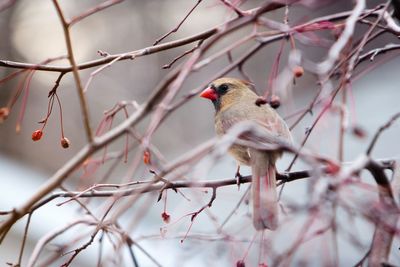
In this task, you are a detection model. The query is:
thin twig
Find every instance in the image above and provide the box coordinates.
[219,0,246,17]
[353,248,371,267]
[153,0,203,45]
[52,0,93,142]
[69,0,124,26]
[16,212,32,266]
[287,81,344,171]
[219,185,251,230]
[358,43,400,63]
[162,40,204,69]
[366,112,400,155]
[189,187,217,221]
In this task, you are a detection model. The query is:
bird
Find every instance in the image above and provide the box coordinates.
[200,77,292,230]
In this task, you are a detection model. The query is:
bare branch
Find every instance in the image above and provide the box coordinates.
[366,159,398,266]
[153,0,203,45]
[27,159,393,201]
[27,219,97,267]
[367,112,400,155]
[69,0,124,26]
[52,0,93,142]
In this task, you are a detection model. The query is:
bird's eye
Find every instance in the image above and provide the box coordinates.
[218,84,229,93]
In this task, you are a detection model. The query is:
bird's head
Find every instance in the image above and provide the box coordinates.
[200,77,255,111]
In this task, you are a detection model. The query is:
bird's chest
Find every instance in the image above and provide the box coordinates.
[214,109,252,165]
[214,107,246,136]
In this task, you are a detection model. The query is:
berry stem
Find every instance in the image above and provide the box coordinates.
[54,92,65,138]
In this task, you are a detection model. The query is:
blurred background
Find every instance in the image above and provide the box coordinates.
[0,0,399,266]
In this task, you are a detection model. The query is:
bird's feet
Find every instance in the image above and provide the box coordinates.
[235,170,244,189]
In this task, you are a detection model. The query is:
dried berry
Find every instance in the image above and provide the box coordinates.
[269,95,281,109]
[351,126,366,139]
[161,212,170,223]
[61,137,70,149]
[236,260,246,267]
[293,66,304,78]
[255,97,267,106]
[32,130,43,141]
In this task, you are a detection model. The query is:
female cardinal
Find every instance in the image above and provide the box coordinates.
[200,77,292,230]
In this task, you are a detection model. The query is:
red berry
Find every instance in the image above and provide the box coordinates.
[32,130,43,141]
[293,66,304,78]
[325,161,340,175]
[143,150,151,165]
[236,260,245,267]
[0,107,9,122]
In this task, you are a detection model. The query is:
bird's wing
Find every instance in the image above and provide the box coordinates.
[256,111,292,144]
[216,103,292,147]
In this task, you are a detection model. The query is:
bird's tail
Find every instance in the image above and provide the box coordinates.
[251,155,278,230]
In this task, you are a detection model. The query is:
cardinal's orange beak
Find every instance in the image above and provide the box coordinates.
[200,87,218,101]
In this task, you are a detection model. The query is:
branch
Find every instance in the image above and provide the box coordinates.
[153,0,203,45]
[357,43,400,63]
[27,219,97,267]
[317,0,366,74]
[0,145,94,243]
[0,6,385,74]
[162,40,204,69]
[52,0,93,142]
[287,81,344,171]
[69,0,124,26]
[189,187,217,221]
[366,159,399,266]
[219,0,246,17]
[0,27,216,72]
[34,159,393,201]
[366,112,400,155]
